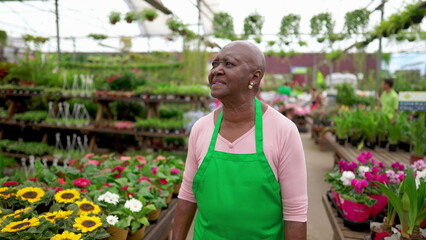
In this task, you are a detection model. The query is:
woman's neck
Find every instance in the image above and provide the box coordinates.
[221,98,255,124]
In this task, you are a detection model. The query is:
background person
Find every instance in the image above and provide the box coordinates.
[380,78,399,119]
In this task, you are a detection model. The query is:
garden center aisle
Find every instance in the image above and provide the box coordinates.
[183,132,334,240]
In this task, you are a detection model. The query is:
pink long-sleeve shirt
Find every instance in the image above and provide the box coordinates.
[178,106,308,222]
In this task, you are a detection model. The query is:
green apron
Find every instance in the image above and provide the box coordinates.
[192,98,284,240]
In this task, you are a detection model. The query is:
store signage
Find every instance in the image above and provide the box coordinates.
[398,91,426,111]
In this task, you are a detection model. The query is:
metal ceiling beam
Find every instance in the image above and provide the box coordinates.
[144,0,172,14]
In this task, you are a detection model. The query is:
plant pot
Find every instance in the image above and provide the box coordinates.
[368,195,388,219]
[370,222,392,240]
[365,140,376,150]
[411,15,424,24]
[398,141,410,152]
[173,183,181,194]
[410,154,424,164]
[166,192,173,204]
[350,137,360,147]
[336,137,346,146]
[107,226,129,240]
[389,143,398,152]
[127,225,146,240]
[148,209,161,221]
[379,140,388,148]
[341,198,371,222]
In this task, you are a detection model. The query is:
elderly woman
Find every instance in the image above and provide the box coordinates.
[173,41,307,240]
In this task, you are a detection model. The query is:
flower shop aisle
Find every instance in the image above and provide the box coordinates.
[182,133,334,240]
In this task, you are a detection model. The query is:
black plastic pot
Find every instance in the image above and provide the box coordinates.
[379,140,388,148]
[398,141,410,152]
[411,15,424,24]
[350,137,360,147]
[337,137,346,146]
[389,143,398,152]
[365,140,376,150]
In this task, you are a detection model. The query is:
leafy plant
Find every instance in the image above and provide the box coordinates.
[166,17,185,32]
[140,9,158,21]
[388,121,400,145]
[109,11,121,24]
[412,114,426,156]
[88,33,108,41]
[310,13,334,36]
[335,83,357,106]
[326,49,344,62]
[213,12,236,40]
[12,111,48,123]
[243,12,264,41]
[333,114,348,139]
[0,29,7,46]
[344,8,370,35]
[124,11,139,23]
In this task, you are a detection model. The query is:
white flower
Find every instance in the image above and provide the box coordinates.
[107,215,119,225]
[415,170,426,189]
[98,191,120,205]
[358,166,370,178]
[340,171,355,186]
[124,199,143,212]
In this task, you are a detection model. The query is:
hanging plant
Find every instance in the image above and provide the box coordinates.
[125,11,139,23]
[243,12,264,41]
[22,34,49,45]
[279,14,301,41]
[326,49,344,62]
[310,13,334,36]
[141,8,158,21]
[109,11,121,24]
[298,40,307,47]
[0,30,7,46]
[344,8,370,35]
[88,33,108,41]
[328,33,347,42]
[212,12,236,40]
[167,17,185,33]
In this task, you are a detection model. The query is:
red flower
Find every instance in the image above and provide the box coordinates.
[148,186,153,191]
[138,176,152,183]
[3,181,19,186]
[56,187,64,193]
[127,192,135,198]
[85,160,100,166]
[159,179,168,185]
[170,168,181,174]
[73,178,91,188]
[80,189,88,193]
[83,153,95,159]
[152,166,159,175]
[115,174,122,178]
[112,166,125,173]
[104,183,112,187]
[137,165,144,170]
[121,186,128,191]
[28,178,37,182]
[121,161,130,167]
[58,178,66,185]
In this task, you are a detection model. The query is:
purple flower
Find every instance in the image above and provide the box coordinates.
[391,162,405,171]
[411,160,426,171]
[348,162,359,172]
[370,158,379,165]
[351,179,369,193]
[338,160,349,172]
[365,172,375,181]
[379,162,386,169]
[372,166,381,174]
[356,152,373,164]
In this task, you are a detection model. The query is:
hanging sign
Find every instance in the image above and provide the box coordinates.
[398,91,426,111]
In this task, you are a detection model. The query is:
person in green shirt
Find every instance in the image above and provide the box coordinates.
[380,78,399,119]
[278,82,292,96]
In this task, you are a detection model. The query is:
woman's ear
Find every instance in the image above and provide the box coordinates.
[251,70,263,85]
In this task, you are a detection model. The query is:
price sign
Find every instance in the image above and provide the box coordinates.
[398,91,426,111]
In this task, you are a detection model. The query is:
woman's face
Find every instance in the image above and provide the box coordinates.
[208,45,253,100]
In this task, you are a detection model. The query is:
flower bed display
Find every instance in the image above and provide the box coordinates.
[325,151,426,238]
[0,153,184,239]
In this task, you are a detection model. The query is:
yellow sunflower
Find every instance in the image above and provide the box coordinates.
[73,215,102,233]
[55,189,81,203]
[39,210,74,223]
[2,207,32,220]
[0,187,14,200]
[16,187,45,203]
[50,231,82,240]
[1,217,40,233]
[75,198,100,215]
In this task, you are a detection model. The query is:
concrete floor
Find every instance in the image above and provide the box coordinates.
[184,132,334,240]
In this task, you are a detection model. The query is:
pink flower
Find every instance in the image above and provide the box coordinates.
[104,183,112,187]
[86,160,100,166]
[376,174,389,184]
[372,166,381,174]
[69,159,78,166]
[55,187,64,193]
[152,166,159,175]
[397,171,406,182]
[370,158,379,165]
[112,166,125,173]
[356,152,373,164]
[365,172,375,182]
[121,186,128,191]
[159,179,168,185]
[154,156,166,162]
[411,160,426,171]
[148,186,154,191]
[73,178,91,188]
[170,168,181,174]
[83,153,95,159]
[348,162,358,172]
[80,189,88,193]
[127,192,135,198]
[137,165,144,170]
[28,178,37,182]
[138,176,152,183]
[2,181,19,186]
[379,162,386,169]
[391,162,405,171]
[58,178,66,185]
[351,179,368,193]
[136,155,147,164]
[120,156,131,161]
[338,160,349,172]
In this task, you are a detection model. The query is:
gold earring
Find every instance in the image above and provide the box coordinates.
[248,82,254,89]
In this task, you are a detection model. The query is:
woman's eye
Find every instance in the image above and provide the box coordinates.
[225,62,233,67]
[212,61,218,68]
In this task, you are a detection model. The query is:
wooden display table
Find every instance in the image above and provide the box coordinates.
[324,132,411,166]
[323,195,369,240]
[144,199,177,240]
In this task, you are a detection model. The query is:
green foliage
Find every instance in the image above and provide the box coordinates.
[333,114,348,138]
[107,71,146,91]
[336,83,357,106]
[124,11,139,22]
[0,29,7,46]
[344,8,370,35]
[140,9,158,21]
[213,12,236,40]
[411,114,426,156]
[279,14,300,42]
[135,83,209,96]
[0,140,54,156]
[88,33,108,41]
[166,16,185,32]
[326,49,344,62]
[135,118,183,130]
[243,12,264,41]
[109,11,121,24]
[310,13,334,36]
[12,111,47,123]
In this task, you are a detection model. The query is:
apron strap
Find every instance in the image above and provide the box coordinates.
[254,98,264,154]
[208,110,223,152]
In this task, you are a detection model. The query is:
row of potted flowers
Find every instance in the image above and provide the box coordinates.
[325,152,426,239]
[0,153,184,239]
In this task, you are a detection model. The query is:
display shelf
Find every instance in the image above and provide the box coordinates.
[144,198,177,240]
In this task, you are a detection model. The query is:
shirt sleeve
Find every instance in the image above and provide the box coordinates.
[177,124,199,203]
[279,123,308,222]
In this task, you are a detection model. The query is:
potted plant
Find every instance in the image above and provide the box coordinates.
[279,14,300,43]
[243,12,264,42]
[125,11,139,23]
[388,121,399,152]
[411,114,426,164]
[88,33,108,41]
[141,9,158,21]
[213,12,236,40]
[109,11,121,25]
[344,8,370,35]
[377,113,390,148]
[166,17,184,33]
[333,114,347,145]
[362,111,378,150]
[376,168,426,239]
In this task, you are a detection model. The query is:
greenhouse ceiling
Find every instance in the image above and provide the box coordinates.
[0,0,425,53]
